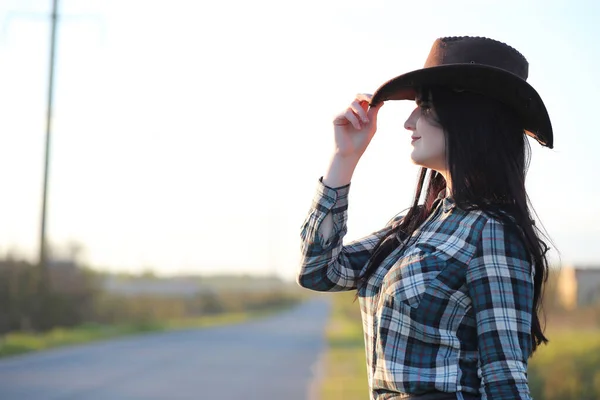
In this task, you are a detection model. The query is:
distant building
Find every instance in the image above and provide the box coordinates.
[556,266,600,309]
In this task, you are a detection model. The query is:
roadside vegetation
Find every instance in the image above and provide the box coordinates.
[0,257,303,358]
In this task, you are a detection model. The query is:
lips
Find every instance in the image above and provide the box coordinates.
[411,136,421,143]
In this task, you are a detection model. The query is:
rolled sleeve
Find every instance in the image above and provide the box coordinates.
[297,177,399,292]
[308,177,350,247]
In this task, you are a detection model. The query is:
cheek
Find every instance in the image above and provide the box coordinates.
[431,130,446,154]
[417,121,445,152]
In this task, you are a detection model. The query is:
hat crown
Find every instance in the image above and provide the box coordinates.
[424,36,529,80]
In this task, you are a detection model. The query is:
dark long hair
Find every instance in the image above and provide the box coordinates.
[357,86,551,354]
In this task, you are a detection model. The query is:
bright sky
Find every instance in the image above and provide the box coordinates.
[1,0,599,280]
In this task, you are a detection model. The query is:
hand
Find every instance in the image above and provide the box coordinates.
[332,93,384,159]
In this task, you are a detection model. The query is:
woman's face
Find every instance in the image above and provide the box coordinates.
[404,98,447,172]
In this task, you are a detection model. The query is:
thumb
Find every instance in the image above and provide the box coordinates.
[367,101,384,122]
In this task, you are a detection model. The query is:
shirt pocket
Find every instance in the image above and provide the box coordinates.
[382,246,446,309]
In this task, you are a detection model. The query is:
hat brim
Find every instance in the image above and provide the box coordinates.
[370,64,553,148]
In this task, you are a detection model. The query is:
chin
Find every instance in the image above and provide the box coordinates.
[410,154,426,167]
[410,151,446,171]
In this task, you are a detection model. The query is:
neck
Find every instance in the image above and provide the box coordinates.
[439,170,452,197]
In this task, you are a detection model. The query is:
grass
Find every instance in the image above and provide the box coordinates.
[0,304,296,359]
[528,327,600,399]
[320,292,369,400]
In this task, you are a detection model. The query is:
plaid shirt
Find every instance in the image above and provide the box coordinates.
[297,179,534,400]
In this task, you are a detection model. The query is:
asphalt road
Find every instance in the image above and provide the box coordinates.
[0,296,332,400]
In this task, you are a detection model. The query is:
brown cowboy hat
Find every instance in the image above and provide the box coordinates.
[370,36,553,148]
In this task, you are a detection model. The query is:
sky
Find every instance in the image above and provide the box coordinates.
[0,0,599,280]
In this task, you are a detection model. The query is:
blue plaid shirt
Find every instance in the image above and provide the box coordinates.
[297,179,534,400]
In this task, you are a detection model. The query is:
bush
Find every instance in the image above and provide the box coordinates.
[0,259,100,333]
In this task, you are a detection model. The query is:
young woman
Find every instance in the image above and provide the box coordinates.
[297,36,553,400]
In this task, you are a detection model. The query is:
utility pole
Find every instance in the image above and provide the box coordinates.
[39,0,59,271]
[268,207,279,291]
[3,0,101,330]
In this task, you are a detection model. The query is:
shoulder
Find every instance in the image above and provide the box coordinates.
[466,212,533,281]
[452,207,526,247]
[477,213,528,251]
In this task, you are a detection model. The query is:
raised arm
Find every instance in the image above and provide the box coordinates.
[297,94,386,292]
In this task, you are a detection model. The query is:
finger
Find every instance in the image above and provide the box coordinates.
[333,115,350,126]
[356,93,373,103]
[333,109,361,129]
[349,100,369,123]
[367,100,384,120]
[343,109,362,130]
[356,93,373,115]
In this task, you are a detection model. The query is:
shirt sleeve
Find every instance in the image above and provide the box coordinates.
[296,177,400,292]
[466,218,534,400]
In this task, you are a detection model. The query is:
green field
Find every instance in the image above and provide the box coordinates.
[320,292,600,400]
[528,328,600,399]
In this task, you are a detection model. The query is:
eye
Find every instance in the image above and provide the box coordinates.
[418,103,441,125]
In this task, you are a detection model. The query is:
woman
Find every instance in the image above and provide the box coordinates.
[297,36,553,400]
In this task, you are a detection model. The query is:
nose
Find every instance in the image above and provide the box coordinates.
[404,107,419,131]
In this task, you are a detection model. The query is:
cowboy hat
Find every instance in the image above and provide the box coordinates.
[370,36,553,148]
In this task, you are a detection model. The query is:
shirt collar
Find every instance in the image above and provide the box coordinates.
[436,189,455,213]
